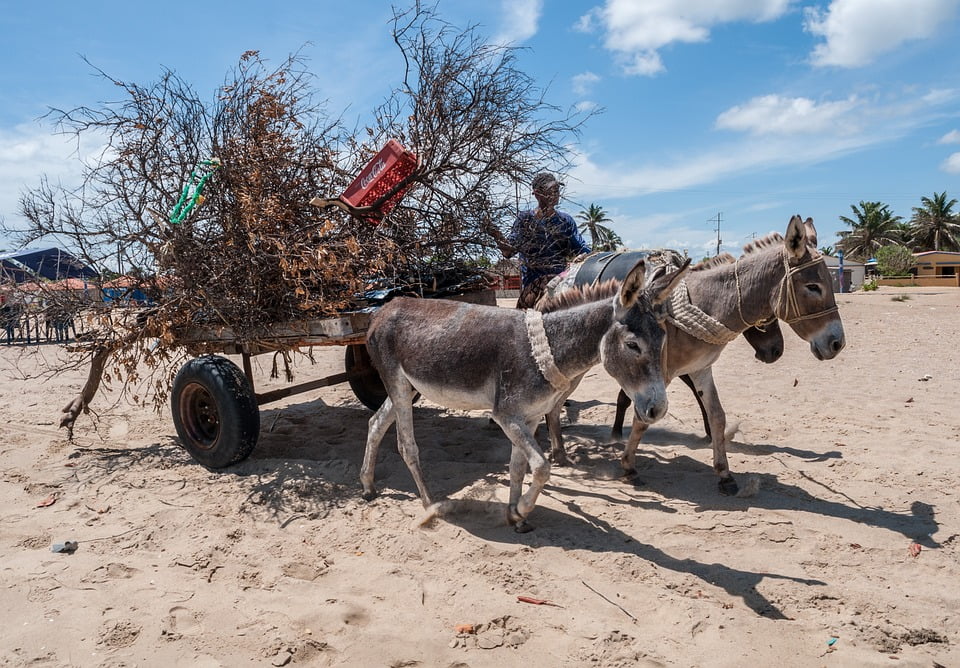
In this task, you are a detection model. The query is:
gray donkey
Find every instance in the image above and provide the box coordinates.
[360,258,689,532]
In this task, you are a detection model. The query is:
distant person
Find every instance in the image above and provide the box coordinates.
[487,172,591,308]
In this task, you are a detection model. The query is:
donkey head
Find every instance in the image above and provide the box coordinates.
[780,215,845,360]
[601,258,690,424]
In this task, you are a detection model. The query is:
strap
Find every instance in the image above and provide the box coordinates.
[523,309,570,392]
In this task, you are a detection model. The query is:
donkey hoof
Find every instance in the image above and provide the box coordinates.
[513,519,535,533]
[361,489,378,502]
[718,477,739,496]
[550,450,569,466]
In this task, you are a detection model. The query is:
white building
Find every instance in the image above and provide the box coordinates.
[822,255,865,292]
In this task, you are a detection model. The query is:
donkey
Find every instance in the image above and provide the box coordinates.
[539,250,784,445]
[613,215,844,495]
[360,258,689,532]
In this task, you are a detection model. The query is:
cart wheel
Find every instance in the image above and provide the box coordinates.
[172,355,260,468]
[344,344,387,410]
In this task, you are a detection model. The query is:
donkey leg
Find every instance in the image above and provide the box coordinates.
[688,368,737,495]
[621,416,649,480]
[496,416,550,532]
[360,396,398,500]
[611,389,631,441]
[544,404,568,466]
[544,373,584,466]
[392,386,435,507]
[678,373,712,438]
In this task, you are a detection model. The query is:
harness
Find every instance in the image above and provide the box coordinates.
[523,309,570,393]
[734,251,839,327]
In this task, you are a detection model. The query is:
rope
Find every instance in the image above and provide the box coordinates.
[168,158,221,224]
[735,251,839,326]
[774,253,839,324]
[523,309,570,393]
[666,281,739,345]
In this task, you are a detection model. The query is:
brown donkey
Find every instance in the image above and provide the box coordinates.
[360,258,689,532]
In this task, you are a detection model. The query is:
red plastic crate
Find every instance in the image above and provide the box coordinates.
[340,139,418,221]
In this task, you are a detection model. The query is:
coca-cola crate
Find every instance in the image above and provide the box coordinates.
[340,139,417,221]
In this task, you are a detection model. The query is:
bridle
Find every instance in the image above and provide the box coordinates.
[735,250,839,328]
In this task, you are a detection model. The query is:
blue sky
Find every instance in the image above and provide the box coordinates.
[2,0,959,257]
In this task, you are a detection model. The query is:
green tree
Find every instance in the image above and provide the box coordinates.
[875,244,916,276]
[819,245,835,256]
[909,191,960,251]
[576,204,623,251]
[836,201,903,261]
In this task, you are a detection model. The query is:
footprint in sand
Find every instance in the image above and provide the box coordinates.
[164,606,203,637]
[82,562,139,584]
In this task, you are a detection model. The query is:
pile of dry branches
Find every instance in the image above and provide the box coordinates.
[2,4,590,418]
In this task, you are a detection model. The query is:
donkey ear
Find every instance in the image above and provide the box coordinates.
[803,217,817,248]
[646,257,690,305]
[785,214,807,260]
[617,259,647,309]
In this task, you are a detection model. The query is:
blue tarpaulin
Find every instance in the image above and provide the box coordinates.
[0,248,98,282]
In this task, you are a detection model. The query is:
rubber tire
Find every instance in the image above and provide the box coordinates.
[345,344,388,410]
[171,355,260,468]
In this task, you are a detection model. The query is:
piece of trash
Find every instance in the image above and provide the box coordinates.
[919,374,932,381]
[849,543,862,549]
[909,542,922,558]
[517,595,562,607]
[905,397,914,403]
[793,378,799,387]
[36,494,57,508]
[51,541,78,554]
[454,623,475,634]
[827,637,838,646]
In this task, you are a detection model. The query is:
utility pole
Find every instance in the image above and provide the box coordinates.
[708,212,722,256]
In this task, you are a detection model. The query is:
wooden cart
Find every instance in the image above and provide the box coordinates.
[168,289,498,469]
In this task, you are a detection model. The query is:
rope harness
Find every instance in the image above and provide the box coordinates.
[666,281,739,345]
[523,308,570,393]
[735,250,839,327]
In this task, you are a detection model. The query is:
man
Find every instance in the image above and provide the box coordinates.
[488,172,591,308]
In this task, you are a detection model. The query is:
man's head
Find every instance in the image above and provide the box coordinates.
[531,172,562,210]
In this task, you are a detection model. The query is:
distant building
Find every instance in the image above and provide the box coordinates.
[912,251,960,282]
[822,255,865,292]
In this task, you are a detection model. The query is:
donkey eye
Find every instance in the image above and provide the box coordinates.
[806,284,822,296]
[625,340,641,351]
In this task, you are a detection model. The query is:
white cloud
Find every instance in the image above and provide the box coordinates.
[0,124,100,244]
[943,152,960,173]
[575,101,599,113]
[572,71,601,96]
[583,0,791,76]
[804,0,960,68]
[493,0,543,45]
[568,86,956,202]
[938,129,960,144]
[715,94,861,136]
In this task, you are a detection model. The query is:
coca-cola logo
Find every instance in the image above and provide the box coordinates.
[359,157,387,190]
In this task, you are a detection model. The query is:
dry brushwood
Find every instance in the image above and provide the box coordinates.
[3,3,593,432]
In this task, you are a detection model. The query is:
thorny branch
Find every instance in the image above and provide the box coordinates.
[1,3,594,430]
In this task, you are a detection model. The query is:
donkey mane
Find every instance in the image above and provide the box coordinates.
[691,253,736,271]
[742,233,784,255]
[537,278,621,313]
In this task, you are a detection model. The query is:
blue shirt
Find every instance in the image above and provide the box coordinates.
[507,210,591,287]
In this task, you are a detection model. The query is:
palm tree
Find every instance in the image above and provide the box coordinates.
[836,201,903,261]
[909,191,960,251]
[576,204,623,251]
[819,245,835,256]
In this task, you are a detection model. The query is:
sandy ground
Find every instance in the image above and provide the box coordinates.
[1,286,959,667]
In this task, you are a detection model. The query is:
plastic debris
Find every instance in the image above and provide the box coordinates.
[51,541,78,554]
